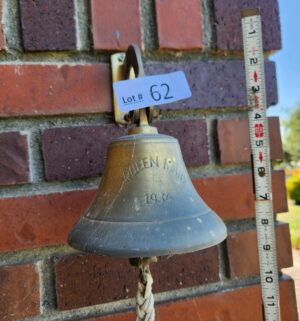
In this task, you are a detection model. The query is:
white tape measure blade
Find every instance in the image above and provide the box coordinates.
[242,9,281,321]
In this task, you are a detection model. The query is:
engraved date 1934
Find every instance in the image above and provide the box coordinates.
[145,193,173,205]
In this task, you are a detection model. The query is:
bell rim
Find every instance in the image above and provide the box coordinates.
[68,211,227,258]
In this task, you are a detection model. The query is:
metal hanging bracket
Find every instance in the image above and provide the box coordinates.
[111,45,157,126]
[111,52,131,126]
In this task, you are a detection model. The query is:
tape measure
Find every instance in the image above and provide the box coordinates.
[241,9,281,321]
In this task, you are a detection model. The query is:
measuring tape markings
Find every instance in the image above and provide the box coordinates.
[242,10,281,321]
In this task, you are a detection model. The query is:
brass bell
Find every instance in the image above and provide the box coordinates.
[68,45,227,320]
[68,45,227,258]
[68,123,227,257]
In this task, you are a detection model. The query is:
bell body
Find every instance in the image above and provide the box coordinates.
[68,128,227,257]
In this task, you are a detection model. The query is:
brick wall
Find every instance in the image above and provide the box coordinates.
[0,1,297,321]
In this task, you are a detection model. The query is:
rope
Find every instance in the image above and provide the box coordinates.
[135,257,157,321]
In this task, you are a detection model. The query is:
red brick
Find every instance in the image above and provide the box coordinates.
[91,0,142,50]
[0,64,112,117]
[0,61,277,116]
[227,223,293,278]
[86,280,297,321]
[0,264,40,321]
[155,0,203,50]
[56,247,219,310]
[56,255,137,310]
[0,1,5,50]
[0,189,95,253]
[280,279,299,321]
[0,131,30,185]
[218,117,283,164]
[193,171,287,221]
[151,246,219,292]
[0,171,287,253]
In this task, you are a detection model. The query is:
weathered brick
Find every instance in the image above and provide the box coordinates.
[20,0,76,51]
[42,120,208,181]
[155,119,209,166]
[227,223,293,278]
[56,247,219,310]
[152,247,219,292]
[214,0,281,51]
[0,189,95,253]
[91,0,142,50]
[0,64,111,117]
[86,280,297,321]
[42,124,127,181]
[0,264,40,321]
[0,61,277,117]
[0,170,287,253]
[280,279,300,321]
[155,0,203,50]
[0,1,5,50]
[157,280,297,321]
[218,117,283,164]
[193,171,287,221]
[0,131,30,185]
[145,61,277,109]
[56,255,137,310]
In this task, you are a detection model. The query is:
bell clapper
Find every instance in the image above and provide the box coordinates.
[130,257,158,321]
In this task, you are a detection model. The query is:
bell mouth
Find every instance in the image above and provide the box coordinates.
[68,209,227,258]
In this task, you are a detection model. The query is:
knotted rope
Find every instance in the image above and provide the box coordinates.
[135,257,157,321]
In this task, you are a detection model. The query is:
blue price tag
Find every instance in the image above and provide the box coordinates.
[113,71,192,112]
